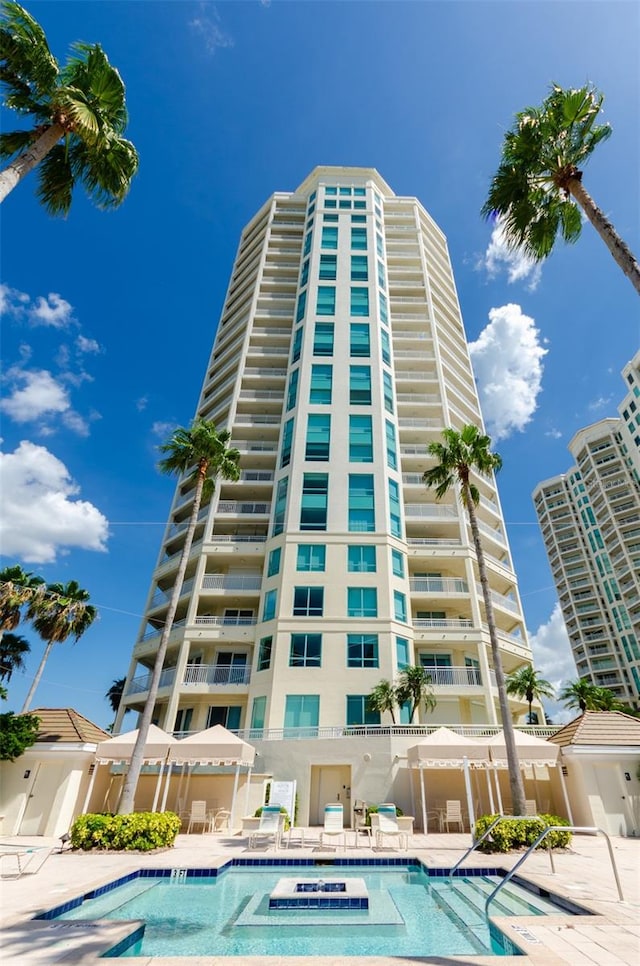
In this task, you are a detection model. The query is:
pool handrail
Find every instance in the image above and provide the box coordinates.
[484,825,625,920]
[447,813,506,881]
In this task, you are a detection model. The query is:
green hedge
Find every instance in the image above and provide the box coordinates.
[473,813,572,853]
[70,812,182,852]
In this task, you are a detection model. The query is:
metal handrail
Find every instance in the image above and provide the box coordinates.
[448,815,505,881]
[484,825,624,918]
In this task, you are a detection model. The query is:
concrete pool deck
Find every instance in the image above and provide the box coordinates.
[0,829,638,965]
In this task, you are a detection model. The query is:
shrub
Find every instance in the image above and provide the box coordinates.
[473,813,572,853]
[70,811,181,851]
[365,804,403,827]
[254,805,290,831]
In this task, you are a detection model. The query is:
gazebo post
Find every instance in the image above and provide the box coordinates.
[230,761,241,829]
[244,767,252,819]
[493,764,504,813]
[81,760,100,814]
[557,759,574,823]
[485,765,495,814]
[151,761,165,812]
[419,765,428,833]
[160,760,173,812]
[463,757,475,835]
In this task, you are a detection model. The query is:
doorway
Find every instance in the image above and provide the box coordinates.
[309,764,352,826]
[18,763,66,835]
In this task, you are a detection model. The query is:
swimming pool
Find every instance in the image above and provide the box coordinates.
[40,858,586,958]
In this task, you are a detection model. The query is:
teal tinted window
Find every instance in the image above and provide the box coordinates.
[385,419,397,470]
[293,586,324,617]
[394,590,407,622]
[350,287,369,316]
[351,214,366,223]
[348,545,376,572]
[391,548,404,578]
[389,478,402,537]
[267,547,281,577]
[310,364,332,404]
[290,633,322,667]
[321,226,338,249]
[306,413,331,461]
[286,369,299,411]
[339,187,351,196]
[376,233,383,256]
[300,259,309,287]
[354,187,365,197]
[350,323,370,357]
[325,186,337,195]
[351,227,367,250]
[381,328,391,365]
[347,635,379,668]
[396,636,410,669]
[316,286,336,316]
[284,694,319,735]
[263,588,277,622]
[351,255,368,281]
[377,260,386,289]
[295,289,307,323]
[325,198,337,208]
[379,292,388,326]
[350,365,371,405]
[347,587,378,617]
[251,695,266,728]
[297,544,326,571]
[346,695,380,726]
[349,415,373,462]
[291,326,303,364]
[257,637,272,671]
[303,231,312,256]
[300,473,328,530]
[383,370,394,413]
[349,473,375,532]
[319,254,337,280]
[273,476,288,533]
[323,213,338,222]
[339,198,351,209]
[280,419,294,468]
[314,322,334,356]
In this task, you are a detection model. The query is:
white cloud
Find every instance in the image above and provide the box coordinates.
[29,292,74,328]
[152,420,176,439]
[136,396,148,412]
[0,367,90,435]
[588,395,613,412]
[76,335,101,354]
[479,217,542,292]
[544,428,563,439]
[189,4,234,53]
[0,283,29,315]
[0,441,109,563]
[469,303,548,440]
[528,603,577,724]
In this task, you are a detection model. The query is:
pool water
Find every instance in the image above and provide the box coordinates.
[51,863,578,958]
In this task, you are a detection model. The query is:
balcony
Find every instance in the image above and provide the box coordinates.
[183,663,251,686]
[126,666,177,695]
[420,665,495,688]
[209,534,267,545]
[194,615,257,626]
[404,504,457,520]
[150,578,194,609]
[217,501,272,515]
[139,618,186,643]
[412,618,474,630]
[201,574,262,591]
[410,577,468,594]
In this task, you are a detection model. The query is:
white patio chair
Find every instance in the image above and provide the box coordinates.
[524,799,538,816]
[375,803,407,850]
[187,800,210,833]
[321,803,345,848]
[443,800,464,833]
[0,846,53,879]
[248,805,282,849]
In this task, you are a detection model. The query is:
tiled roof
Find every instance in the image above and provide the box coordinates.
[26,708,110,744]
[548,710,640,747]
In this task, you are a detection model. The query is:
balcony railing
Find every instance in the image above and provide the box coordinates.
[226,724,560,742]
[209,534,267,544]
[183,663,251,686]
[421,666,483,687]
[140,618,186,642]
[407,537,462,546]
[477,585,520,613]
[126,666,177,695]
[201,574,262,591]
[412,618,474,629]
[217,501,271,515]
[410,577,468,594]
[150,578,194,608]
[405,504,457,519]
[194,616,257,626]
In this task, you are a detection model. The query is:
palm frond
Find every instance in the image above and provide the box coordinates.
[0,1,58,107]
[35,141,74,215]
[0,125,33,159]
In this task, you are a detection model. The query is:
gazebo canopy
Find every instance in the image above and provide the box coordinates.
[407,727,491,767]
[95,724,176,763]
[168,724,256,766]
[487,730,559,767]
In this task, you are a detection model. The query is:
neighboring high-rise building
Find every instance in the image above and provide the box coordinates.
[533,351,640,707]
[116,167,535,820]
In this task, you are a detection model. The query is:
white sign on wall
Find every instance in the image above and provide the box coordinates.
[269,780,296,822]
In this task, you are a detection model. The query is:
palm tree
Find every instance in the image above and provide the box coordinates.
[559,678,605,714]
[0,564,44,643]
[0,1,139,212]
[424,424,527,815]
[593,687,624,711]
[0,631,30,681]
[106,676,126,716]
[395,665,436,723]
[482,83,640,295]
[506,665,555,724]
[367,679,398,724]
[118,419,240,814]
[21,580,96,712]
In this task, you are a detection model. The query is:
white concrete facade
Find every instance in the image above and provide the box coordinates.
[116,166,536,814]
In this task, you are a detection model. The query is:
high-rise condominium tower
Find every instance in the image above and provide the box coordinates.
[116,167,534,816]
[533,351,640,707]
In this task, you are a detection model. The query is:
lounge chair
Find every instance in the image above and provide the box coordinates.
[248,804,282,849]
[0,846,53,879]
[187,800,210,833]
[213,809,231,832]
[375,803,407,850]
[321,803,345,848]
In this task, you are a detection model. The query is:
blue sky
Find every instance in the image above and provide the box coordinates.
[1,0,638,727]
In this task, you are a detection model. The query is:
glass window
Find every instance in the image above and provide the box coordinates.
[303,231,312,257]
[319,254,337,280]
[349,414,373,462]
[310,364,332,404]
[350,287,370,317]
[314,322,334,356]
[316,286,336,316]
[350,365,371,405]
[286,369,299,411]
[389,478,402,538]
[295,289,307,323]
[351,255,368,281]
[207,705,241,730]
[300,473,328,530]
[284,694,319,735]
[174,707,193,733]
[267,547,281,577]
[351,227,367,250]
[353,200,366,210]
[347,587,378,617]
[273,476,288,534]
[339,186,351,196]
[347,695,380,726]
[381,328,391,365]
[349,473,375,532]
[257,636,272,671]
[394,590,407,622]
[293,586,324,617]
[385,419,397,470]
[262,588,277,622]
[391,548,405,578]
[339,198,351,209]
[280,419,294,468]
[351,214,366,223]
[325,186,337,195]
[323,213,338,222]
[306,413,331,461]
[350,323,370,357]
[297,544,326,571]
[377,260,386,289]
[321,226,338,249]
[379,291,388,326]
[250,695,266,729]
[291,326,303,364]
[289,633,322,667]
[396,636,410,669]
[383,370,394,413]
[325,198,337,209]
[348,545,376,572]
[354,187,366,197]
[347,634,379,668]
[300,259,309,287]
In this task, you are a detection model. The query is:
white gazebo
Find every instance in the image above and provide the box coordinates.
[83,724,178,814]
[486,730,571,819]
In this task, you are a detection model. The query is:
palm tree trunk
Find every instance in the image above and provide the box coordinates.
[0,123,65,204]
[568,177,640,296]
[118,473,205,815]
[21,639,55,712]
[464,485,526,815]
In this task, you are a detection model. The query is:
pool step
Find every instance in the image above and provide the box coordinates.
[428,884,491,954]
[470,876,559,916]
